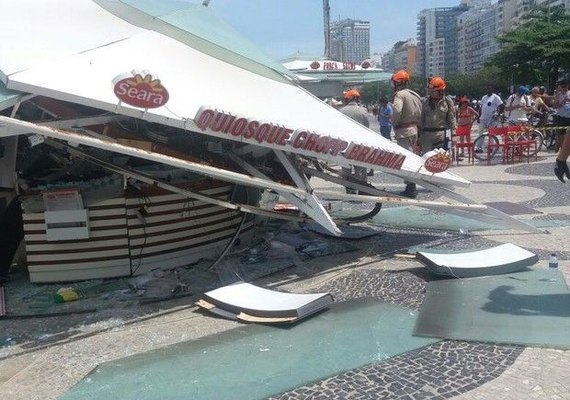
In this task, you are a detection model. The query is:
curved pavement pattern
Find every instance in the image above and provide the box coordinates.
[272,135,569,400]
[0,138,568,400]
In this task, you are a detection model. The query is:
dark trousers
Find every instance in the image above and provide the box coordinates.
[380,126,392,140]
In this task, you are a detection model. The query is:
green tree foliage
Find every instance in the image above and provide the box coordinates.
[487,4,570,91]
[446,66,510,100]
[360,68,510,104]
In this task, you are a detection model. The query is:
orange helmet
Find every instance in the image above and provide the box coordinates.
[428,76,447,91]
[391,70,410,84]
[343,89,360,101]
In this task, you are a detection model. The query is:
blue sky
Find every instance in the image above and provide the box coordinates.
[201,0,461,59]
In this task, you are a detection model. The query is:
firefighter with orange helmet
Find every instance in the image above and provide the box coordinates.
[339,88,369,191]
[339,88,369,128]
[391,69,422,198]
[420,76,456,155]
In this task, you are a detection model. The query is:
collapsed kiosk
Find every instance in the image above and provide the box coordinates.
[0,0,535,283]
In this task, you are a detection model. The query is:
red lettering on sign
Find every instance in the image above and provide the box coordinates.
[304,133,319,151]
[291,130,308,148]
[424,157,450,173]
[193,107,405,170]
[330,139,348,155]
[220,115,236,134]
[266,125,282,144]
[365,148,378,164]
[277,128,293,145]
[210,112,231,132]
[314,136,329,153]
[375,150,390,166]
[356,145,371,162]
[255,123,270,143]
[244,120,259,139]
[391,155,405,170]
[229,118,248,137]
[196,107,215,131]
[345,143,361,160]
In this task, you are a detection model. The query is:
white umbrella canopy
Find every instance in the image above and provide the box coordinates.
[0,0,469,188]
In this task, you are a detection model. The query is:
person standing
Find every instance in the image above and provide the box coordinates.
[457,96,479,127]
[420,76,456,155]
[339,89,369,128]
[478,85,504,129]
[552,79,570,182]
[504,85,533,123]
[339,89,369,189]
[377,96,393,141]
[530,86,552,126]
[455,96,479,159]
[391,70,422,198]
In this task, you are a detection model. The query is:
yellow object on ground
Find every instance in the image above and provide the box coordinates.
[54,287,81,303]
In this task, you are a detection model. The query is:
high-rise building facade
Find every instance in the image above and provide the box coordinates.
[457,3,499,74]
[381,39,418,74]
[456,0,569,75]
[330,19,370,63]
[417,4,469,78]
[409,0,569,78]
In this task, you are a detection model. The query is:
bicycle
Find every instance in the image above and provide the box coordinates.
[532,111,560,151]
[473,112,544,162]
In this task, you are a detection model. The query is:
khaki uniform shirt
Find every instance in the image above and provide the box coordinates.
[420,96,456,154]
[339,101,370,128]
[421,96,456,132]
[392,88,422,139]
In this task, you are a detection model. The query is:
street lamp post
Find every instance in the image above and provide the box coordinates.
[511,64,519,94]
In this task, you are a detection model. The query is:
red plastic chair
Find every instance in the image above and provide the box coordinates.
[454,125,474,165]
[513,127,538,162]
[487,126,515,164]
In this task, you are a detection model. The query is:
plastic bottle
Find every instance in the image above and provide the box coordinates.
[549,253,558,269]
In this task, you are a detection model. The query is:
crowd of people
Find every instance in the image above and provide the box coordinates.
[335,73,570,196]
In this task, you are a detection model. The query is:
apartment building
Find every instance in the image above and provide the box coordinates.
[457,4,499,74]
[330,19,370,63]
[381,39,417,74]
[457,0,569,74]
[417,4,469,78]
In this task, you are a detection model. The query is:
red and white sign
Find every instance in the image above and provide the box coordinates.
[113,73,169,109]
[310,61,320,69]
[194,106,406,171]
[423,149,451,173]
[323,61,356,71]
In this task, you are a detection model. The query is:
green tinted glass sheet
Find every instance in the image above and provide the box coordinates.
[61,299,438,400]
[0,80,22,111]
[414,269,570,349]
[96,0,292,81]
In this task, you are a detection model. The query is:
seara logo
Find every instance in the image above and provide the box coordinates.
[113,73,169,109]
[423,149,451,173]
